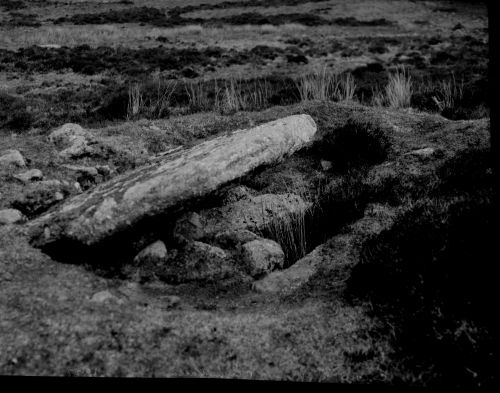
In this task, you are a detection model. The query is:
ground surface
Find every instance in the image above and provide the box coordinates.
[0,0,495,387]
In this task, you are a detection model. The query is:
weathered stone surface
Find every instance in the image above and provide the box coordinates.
[175,193,311,244]
[12,181,68,217]
[90,290,123,304]
[157,241,233,283]
[28,115,317,250]
[0,149,26,169]
[96,165,114,177]
[252,246,321,294]
[221,185,254,204]
[173,212,205,242]
[214,229,260,249]
[202,193,310,240]
[0,208,25,225]
[133,240,167,265]
[242,239,285,278]
[62,164,104,190]
[48,123,96,159]
[13,169,43,183]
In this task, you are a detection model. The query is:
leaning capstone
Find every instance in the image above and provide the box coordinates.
[0,209,25,225]
[241,239,285,278]
[28,115,317,252]
[0,149,26,169]
[13,169,43,183]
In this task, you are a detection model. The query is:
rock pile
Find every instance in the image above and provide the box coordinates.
[28,115,317,251]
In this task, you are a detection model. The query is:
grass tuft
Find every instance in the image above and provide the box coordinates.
[385,66,413,108]
[295,68,356,102]
[127,72,177,120]
[432,74,464,114]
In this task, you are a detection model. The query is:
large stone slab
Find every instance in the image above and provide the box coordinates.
[27,115,317,251]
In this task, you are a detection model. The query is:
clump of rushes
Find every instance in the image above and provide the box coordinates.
[432,74,464,114]
[385,66,413,108]
[295,67,357,102]
[127,72,177,120]
[372,66,413,108]
[256,186,314,266]
[185,80,212,113]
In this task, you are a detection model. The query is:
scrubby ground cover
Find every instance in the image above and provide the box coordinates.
[0,0,494,387]
[0,0,488,132]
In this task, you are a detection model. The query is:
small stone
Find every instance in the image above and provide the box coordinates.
[320,160,333,171]
[133,240,168,264]
[0,209,25,225]
[48,123,95,159]
[13,169,43,183]
[90,290,121,304]
[173,212,205,242]
[0,150,26,168]
[48,123,86,148]
[408,147,436,157]
[158,241,233,283]
[74,182,82,193]
[95,165,113,177]
[55,192,64,201]
[241,239,285,278]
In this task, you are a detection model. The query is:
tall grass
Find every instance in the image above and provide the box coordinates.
[256,186,320,266]
[295,68,356,102]
[385,66,413,108]
[127,72,177,120]
[185,80,212,113]
[219,78,246,113]
[184,77,274,114]
[432,74,464,113]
